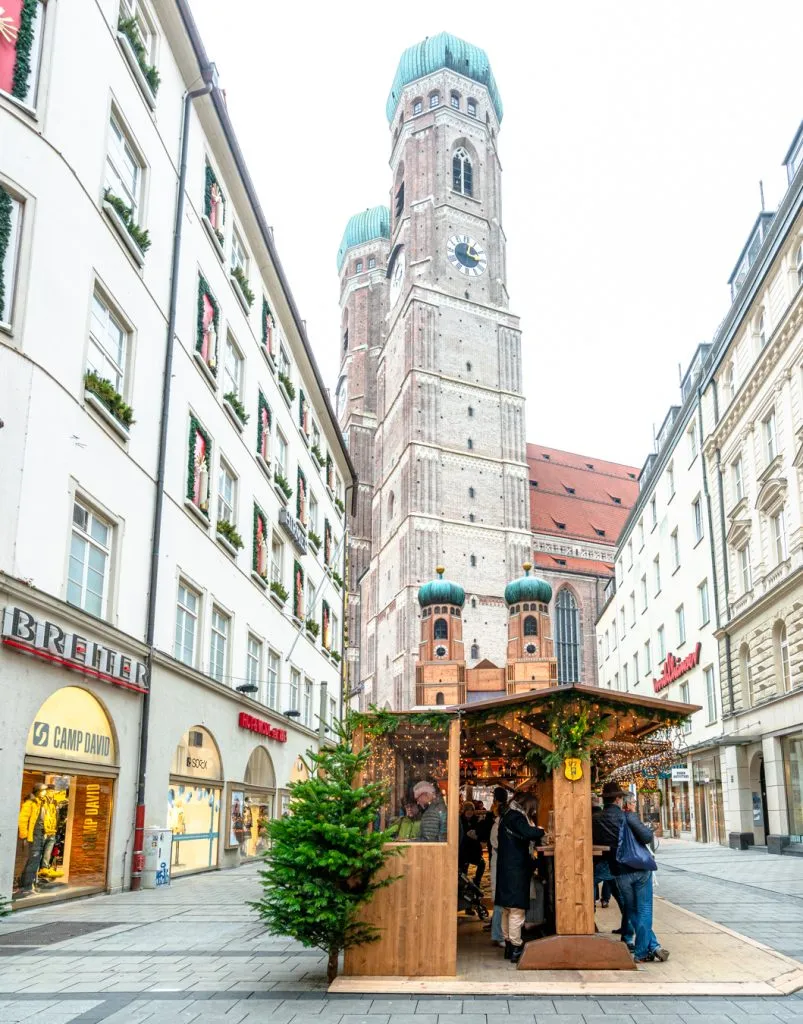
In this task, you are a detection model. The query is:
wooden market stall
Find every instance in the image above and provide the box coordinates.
[344,684,698,979]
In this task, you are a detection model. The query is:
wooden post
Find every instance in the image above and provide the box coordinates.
[552,765,594,935]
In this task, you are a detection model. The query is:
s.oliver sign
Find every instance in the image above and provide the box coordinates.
[238,711,287,742]
[2,606,149,693]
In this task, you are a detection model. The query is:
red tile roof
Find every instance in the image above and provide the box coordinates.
[532,552,615,577]
[527,443,639,546]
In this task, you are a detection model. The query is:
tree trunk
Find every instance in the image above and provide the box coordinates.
[327,947,339,983]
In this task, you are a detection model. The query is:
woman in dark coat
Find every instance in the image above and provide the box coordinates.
[494,792,544,963]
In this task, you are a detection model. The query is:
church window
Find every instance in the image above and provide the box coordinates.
[434,617,448,640]
[395,180,405,218]
[467,438,473,450]
[468,406,474,417]
[468,487,475,498]
[368,256,376,269]
[467,99,477,117]
[466,361,472,372]
[452,147,473,197]
[355,260,363,273]
[429,92,440,108]
[470,554,477,567]
[343,328,348,352]
[555,588,580,684]
[469,513,475,522]
[524,615,538,637]
[413,98,423,115]
[435,692,445,705]
[470,642,479,659]
[471,597,477,608]
[388,491,395,519]
[451,92,460,109]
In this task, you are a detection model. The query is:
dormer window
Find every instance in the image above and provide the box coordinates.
[611,495,622,505]
[542,453,550,460]
[563,484,575,494]
[467,99,477,117]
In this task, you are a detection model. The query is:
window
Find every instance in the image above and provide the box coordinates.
[67,499,112,618]
[105,111,143,221]
[303,678,313,727]
[413,99,422,116]
[629,592,636,625]
[738,543,752,593]
[270,532,284,585]
[757,312,766,350]
[87,290,127,396]
[452,147,473,196]
[619,606,626,637]
[776,622,791,693]
[555,589,580,683]
[680,682,692,733]
[644,640,651,675]
[467,438,473,450]
[723,362,735,405]
[309,492,319,534]
[688,423,698,462]
[764,410,777,463]
[657,625,666,661]
[223,334,244,403]
[469,554,477,567]
[524,615,538,637]
[329,695,337,728]
[653,555,661,595]
[355,260,363,273]
[692,496,703,543]
[732,457,744,503]
[740,643,753,704]
[174,581,199,666]
[614,672,619,691]
[704,666,716,724]
[209,606,229,683]
[246,635,262,695]
[640,574,648,611]
[637,520,644,549]
[667,462,675,499]
[331,611,339,654]
[450,92,460,109]
[217,459,236,525]
[633,652,640,683]
[611,621,617,650]
[796,243,803,287]
[289,667,300,711]
[429,92,439,108]
[698,579,710,625]
[267,648,279,708]
[231,223,248,277]
[0,186,23,325]
[626,541,633,568]
[671,529,680,571]
[368,256,376,269]
[434,618,448,640]
[278,343,291,380]
[468,406,474,417]
[275,429,288,477]
[0,0,46,106]
[623,663,629,689]
[676,604,686,645]
[467,98,477,117]
[770,510,787,564]
[470,642,479,659]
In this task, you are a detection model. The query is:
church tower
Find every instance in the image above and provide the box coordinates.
[349,33,530,710]
[335,209,391,699]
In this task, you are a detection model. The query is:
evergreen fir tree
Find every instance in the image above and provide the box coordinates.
[251,721,400,982]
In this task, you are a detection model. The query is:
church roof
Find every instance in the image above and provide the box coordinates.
[336,206,390,272]
[386,31,503,124]
[504,564,552,606]
[418,567,465,608]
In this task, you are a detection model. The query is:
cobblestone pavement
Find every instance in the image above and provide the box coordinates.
[0,842,800,1022]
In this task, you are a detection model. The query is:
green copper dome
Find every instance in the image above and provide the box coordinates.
[386,31,503,124]
[336,206,390,272]
[505,564,552,606]
[418,567,465,608]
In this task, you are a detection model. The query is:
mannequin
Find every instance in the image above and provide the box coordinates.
[18,783,47,895]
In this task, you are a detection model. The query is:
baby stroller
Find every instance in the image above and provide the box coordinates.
[457,870,489,920]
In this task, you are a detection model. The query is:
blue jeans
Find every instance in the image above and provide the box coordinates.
[491,903,504,942]
[616,869,659,960]
[594,861,631,944]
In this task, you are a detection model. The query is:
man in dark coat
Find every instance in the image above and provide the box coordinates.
[494,792,544,963]
[414,781,447,842]
[592,782,669,963]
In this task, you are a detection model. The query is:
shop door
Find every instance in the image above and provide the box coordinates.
[759,758,770,843]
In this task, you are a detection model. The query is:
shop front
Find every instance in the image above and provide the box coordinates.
[692,752,725,844]
[168,726,223,875]
[228,746,276,860]
[666,764,692,837]
[782,732,803,845]
[13,686,118,906]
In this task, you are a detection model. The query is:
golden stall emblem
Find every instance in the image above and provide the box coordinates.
[564,757,583,781]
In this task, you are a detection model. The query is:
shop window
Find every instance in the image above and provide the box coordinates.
[434,617,448,640]
[237,745,276,860]
[175,580,200,666]
[169,726,223,875]
[0,0,47,108]
[67,498,113,619]
[523,615,537,637]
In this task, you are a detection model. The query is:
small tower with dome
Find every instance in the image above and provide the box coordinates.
[505,563,557,691]
[415,567,466,706]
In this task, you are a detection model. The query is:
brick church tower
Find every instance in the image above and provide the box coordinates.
[338,33,530,710]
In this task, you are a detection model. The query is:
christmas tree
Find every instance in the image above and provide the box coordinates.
[251,721,400,982]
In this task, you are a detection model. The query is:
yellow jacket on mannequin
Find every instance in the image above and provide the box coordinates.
[18,794,57,841]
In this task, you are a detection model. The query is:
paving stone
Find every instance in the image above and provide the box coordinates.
[416,1006,463,1016]
[439,1016,487,1024]
[370,1004,419,1015]
[487,1015,536,1024]
[388,1016,436,1024]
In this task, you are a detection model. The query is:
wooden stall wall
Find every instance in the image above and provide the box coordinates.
[344,719,460,977]
[552,768,594,935]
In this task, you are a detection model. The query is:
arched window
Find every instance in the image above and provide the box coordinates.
[524,615,538,637]
[429,91,440,109]
[555,589,580,683]
[412,98,423,116]
[723,361,735,404]
[450,91,460,109]
[435,692,445,705]
[470,642,479,659]
[434,617,448,640]
[774,621,791,692]
[452,147,473,196]
[740,643,753,704]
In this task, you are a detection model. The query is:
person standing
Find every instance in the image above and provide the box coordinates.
[414,781,447,842]
[622,792,665,963]
[486,787,510,946]
[459,802,485,886]
[494,791,544,964]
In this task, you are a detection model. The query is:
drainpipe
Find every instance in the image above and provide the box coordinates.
[131,67,218,892]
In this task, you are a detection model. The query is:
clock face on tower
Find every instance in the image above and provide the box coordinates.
[390,249,406,306]
[446,234,487,277]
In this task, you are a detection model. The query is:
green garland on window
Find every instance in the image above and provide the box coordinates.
[293,559,304,620]
[262,297,274,352]
[204,163,224,245]
[296,467,306,521]
[0,186,12,322]
[196,275,219,371]
[324,519,332,565]
[257,391,271,456]
[252,503,268,575]
[187,415,212,502]
[11,0,38,102]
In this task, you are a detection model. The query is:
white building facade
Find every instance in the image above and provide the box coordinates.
[596,347,726,843]
[0,0,352,909]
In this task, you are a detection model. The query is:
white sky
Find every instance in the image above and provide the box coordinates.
[190,0,803,469]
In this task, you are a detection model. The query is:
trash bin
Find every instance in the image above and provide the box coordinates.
[142,827,173,888]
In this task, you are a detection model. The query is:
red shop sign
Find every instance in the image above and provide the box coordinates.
[653,642,701,693]
[238,711,287,742]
